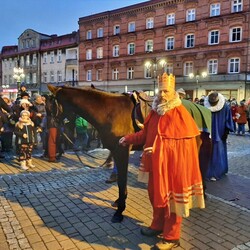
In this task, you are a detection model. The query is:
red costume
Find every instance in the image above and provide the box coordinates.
[124,104,205,241]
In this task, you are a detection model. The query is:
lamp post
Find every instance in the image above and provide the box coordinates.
[13,67,25,90]
[189,70,207,98]
[145,58,167,95]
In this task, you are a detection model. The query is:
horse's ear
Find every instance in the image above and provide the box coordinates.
[48,84,61,95]
[91,84,96,89]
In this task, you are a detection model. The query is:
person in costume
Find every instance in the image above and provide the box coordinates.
[119,73,205,250]
[204,91,234,181]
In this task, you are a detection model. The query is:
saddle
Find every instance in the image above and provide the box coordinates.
[130,91,153,131]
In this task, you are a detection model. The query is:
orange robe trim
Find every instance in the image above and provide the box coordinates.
[152,105,205,217]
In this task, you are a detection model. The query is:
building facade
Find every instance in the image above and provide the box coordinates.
[0,29,78,98]
[78,0,250,100]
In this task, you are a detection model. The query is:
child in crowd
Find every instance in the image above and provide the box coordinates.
[14,110,36,170]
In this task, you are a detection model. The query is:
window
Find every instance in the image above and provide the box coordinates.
[113,45,119,57]
[112,68,119,80]
[166,13,175,25]
[113,25,120,35]
[230,27,242,42]
[127,67,134,80]
[184,61,193,76]
[58,50,62,62]
[165,63,173,74]
[210,3,220,16]
[43,72,47,83]
[186,9,196,22]
[128,22,135,32]
[144,64,152,78]
[32,73,37,83]
[43,53,47,64]
[57,71,62,82]
[50,71,55,82]
[208,59,218,74]
[86,30,92,40]
[26,55,30,66]
[20,56,24,67]
[96,69,103,81]
[128,43,135,55]
[209,30,219,45]
[86,70,92,81]
[32,54,37,65]
[232,0,242,13]
[26,74,30,84]
[86,49,92,60]
[97,47,103,59]
[185,34,195,48]
[228,58,240,73]
[146,17,154,29]
[50,51,54,64]
[165,37,175,50]
[97,28,104,38]
[145,40,153,52]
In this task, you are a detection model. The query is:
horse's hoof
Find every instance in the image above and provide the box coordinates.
[111,214,123,223]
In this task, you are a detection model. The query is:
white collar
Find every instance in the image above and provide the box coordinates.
[204,93,225,112]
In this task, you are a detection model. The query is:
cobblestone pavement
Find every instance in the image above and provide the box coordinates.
[0,134,249,250]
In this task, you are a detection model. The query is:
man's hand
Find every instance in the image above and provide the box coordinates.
[119,137,128,146]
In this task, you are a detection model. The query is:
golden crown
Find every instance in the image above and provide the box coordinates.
[158,73,175,91]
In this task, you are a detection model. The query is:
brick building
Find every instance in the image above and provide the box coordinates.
[78,0,250,100]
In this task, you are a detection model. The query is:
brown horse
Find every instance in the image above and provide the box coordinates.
[47,84,212,223]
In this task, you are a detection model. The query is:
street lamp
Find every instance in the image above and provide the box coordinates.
[189,70,207,98]
[145,58,167,95]
[13,67,25,90]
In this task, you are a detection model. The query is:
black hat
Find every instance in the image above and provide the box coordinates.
[208,92,219,106]
[20,92,30,98]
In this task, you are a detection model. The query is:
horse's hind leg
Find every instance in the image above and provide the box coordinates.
[111,147,129,223]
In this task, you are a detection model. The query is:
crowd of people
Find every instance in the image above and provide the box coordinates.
[0,84,99,170]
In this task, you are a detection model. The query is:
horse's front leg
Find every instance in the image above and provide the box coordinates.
[111,147,130,223]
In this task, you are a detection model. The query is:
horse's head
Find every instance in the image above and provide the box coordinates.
[45,95,63,119]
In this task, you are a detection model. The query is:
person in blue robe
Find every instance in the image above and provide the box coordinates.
[204,91,234,181]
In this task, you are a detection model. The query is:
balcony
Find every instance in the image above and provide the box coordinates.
[66,59,77,66]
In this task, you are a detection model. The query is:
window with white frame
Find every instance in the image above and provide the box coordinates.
[145,40,153,52]
[57,71,62,82]
[184,61,193,76]
[32,73,37,83]
[185,34,195,48]
[128,43,135,55]
[208,59,218,74]
[166,13,175,25]
[230,27,242,42]
[43,53,47,64]
[86,70,92,81]
[50,71,55,82]
[127,67,134,80]
[144,64,152,78]
[86,49,92,60]
[58,50,62,62]
[26,74,30,84]
[113,45,119,57]
[96,69,103,81]
[32,54,37,65]
[9,75,12,84]
[86,30,92,40]
[210,3,220,16]
[50,51,54,64]
[165,63,174,74]
[43,72,47,83]
[146,17,154,29]
[186,9,196,22]
[112,68,119,80]
[26,55,30,66]
[228,58,240,73]
[209,30,219,45]
[165,37,175,50]
[128,22,135,32]
[113,25,120,35]
[20,56,24,67]
[97,27,104,38]
[232,0,243,13]
[97,47,103,59]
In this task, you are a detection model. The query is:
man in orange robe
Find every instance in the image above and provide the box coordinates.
[119,73,205,250]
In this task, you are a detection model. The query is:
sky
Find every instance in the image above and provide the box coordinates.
[0,0,147,49]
